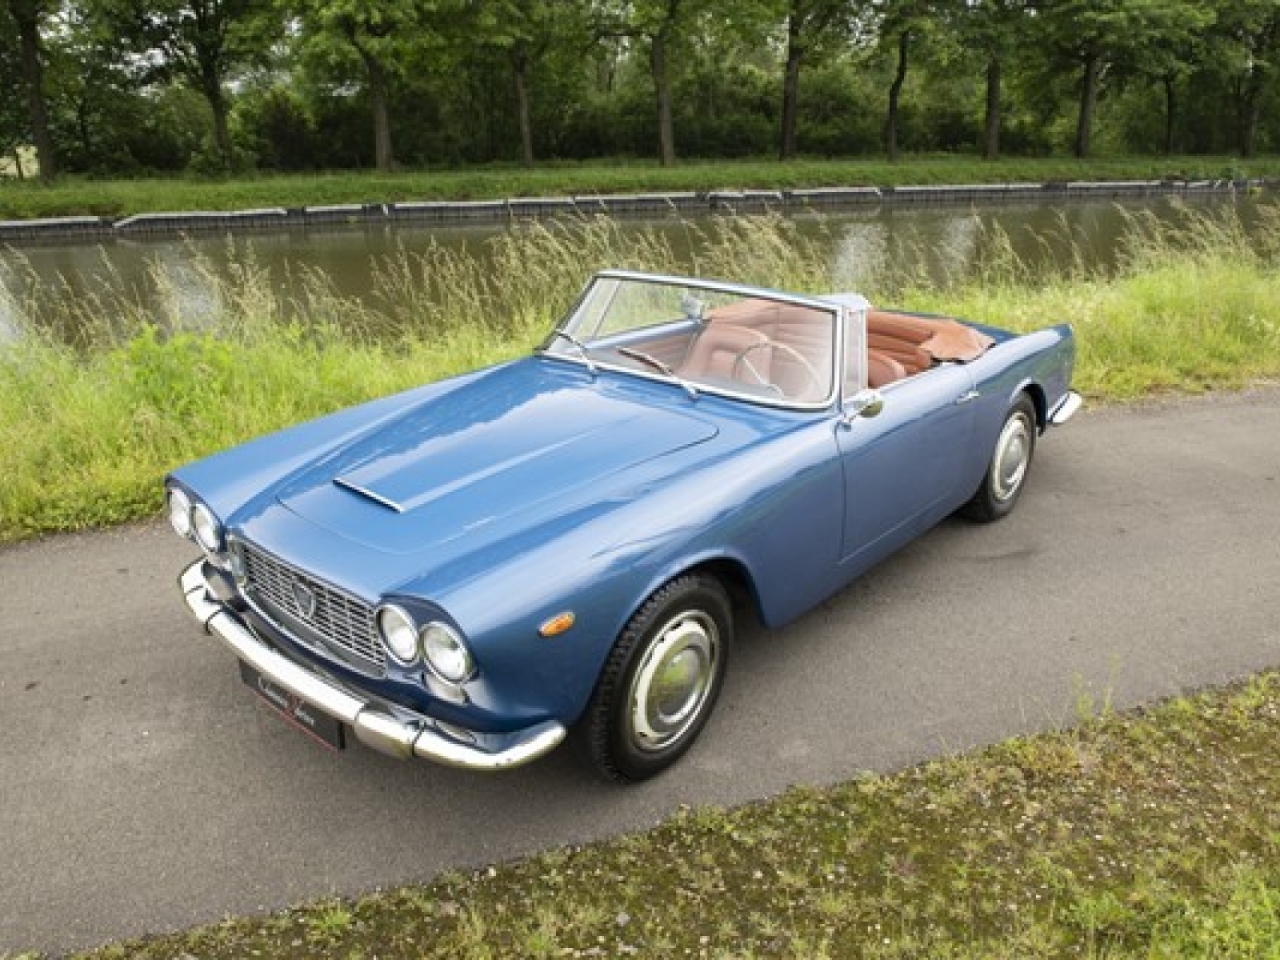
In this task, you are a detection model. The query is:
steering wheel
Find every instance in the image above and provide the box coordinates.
[730,340,824,399]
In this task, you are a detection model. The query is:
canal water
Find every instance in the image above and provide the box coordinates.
[0,191,1271,345]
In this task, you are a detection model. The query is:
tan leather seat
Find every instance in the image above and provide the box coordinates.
[867,309,994,365]
[867,351,907,388]
[681,324,770,380]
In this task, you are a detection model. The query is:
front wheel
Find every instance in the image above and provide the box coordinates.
[961,395,1037,522]
[576,574,731,783]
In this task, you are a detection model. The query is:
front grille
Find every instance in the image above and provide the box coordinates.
[238,540,386,674]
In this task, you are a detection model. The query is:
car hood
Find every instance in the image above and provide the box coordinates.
[269,362,719,557]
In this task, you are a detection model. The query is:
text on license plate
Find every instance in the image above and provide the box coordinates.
[239,660,346,750]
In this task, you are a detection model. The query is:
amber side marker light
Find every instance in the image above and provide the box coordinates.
[539,612,576,638]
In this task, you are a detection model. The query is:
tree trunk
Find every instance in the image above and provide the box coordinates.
[779,23,804,160]
[650,31,676,166]
[512,49,535,166]
[76,99,92,160]
[1240,94,1260,158]
[884,29,910,163]
[12,149,25,179]
[983,52,1001,160]
[1239,69,1263,158]
[1073,53,1100,159]
[1162,75,1176,156]
[10,0,57,181]
[202,74,232,171]
[359,50,395,171]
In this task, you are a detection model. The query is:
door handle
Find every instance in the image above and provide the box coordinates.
[954,390,980,405]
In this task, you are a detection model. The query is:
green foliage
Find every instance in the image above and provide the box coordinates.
[8,0,1280,177]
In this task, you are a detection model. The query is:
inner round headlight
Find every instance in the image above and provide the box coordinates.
[191,503,223,553]
[167,488,193,539]
[376,605,420,664]
[422,623,474,684]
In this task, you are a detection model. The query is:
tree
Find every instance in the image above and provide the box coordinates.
[4,0,57,179]
[955,0,1030,159]
[594,0,706,166]
[1130,2,1213,155]
[1033,0,1174,159]
[1214,0,1280,156]
[475,0,588,166]
[97,0,280,171]
[779,0,846,159]
[292,0,442,171]
[875,0,932,161]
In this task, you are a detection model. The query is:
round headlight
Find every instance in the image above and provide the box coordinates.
[167,488,193,539]
[191,503,223,553]
[377,605,420,664]
[422,622,474,684]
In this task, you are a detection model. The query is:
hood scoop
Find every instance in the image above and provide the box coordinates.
[332,476,405,513]
[330,426,600,517]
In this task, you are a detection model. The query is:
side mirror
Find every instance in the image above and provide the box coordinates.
[842,388,884,425]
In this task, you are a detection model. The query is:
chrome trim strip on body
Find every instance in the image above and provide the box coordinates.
[1049,390,1083,426]
[333,476,406,513]
[179,561,566,771]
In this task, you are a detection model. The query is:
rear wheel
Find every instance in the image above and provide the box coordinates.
[961,395,1037,522]
[577,574,731,783]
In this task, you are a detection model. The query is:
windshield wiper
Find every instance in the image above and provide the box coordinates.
[618,346,698,400]
[547,329,596,374]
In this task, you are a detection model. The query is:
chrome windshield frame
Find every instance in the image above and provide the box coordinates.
[537,269,850,413]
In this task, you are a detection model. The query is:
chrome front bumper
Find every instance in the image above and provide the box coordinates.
[1049,390,1083,426]
[179,561,565,771]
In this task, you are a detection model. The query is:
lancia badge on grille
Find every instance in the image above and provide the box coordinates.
[293,582,317,620]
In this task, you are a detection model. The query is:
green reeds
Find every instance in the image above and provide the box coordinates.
[2,206,1278,541]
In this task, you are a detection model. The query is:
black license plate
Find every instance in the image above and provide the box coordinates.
[239,660,346,750]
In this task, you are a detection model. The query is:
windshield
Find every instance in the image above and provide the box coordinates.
[542,273,839,407]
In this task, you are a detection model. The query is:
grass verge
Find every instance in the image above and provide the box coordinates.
[20,670,1278,959]
[3,205,1280,542]
[2,155,1279,220]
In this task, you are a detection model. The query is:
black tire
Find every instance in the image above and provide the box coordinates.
[961,394,1038,523]
[576,574,732,783]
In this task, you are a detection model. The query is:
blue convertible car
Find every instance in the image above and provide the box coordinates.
[171,269,1080,782]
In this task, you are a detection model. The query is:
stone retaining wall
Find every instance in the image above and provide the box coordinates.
[0,178,1269,244]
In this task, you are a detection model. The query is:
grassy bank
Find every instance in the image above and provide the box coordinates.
[2,206,1279,542]
[2,155,1280,220]
[16,670,1272,959]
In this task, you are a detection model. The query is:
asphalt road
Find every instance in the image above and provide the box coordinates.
[3,390,1280,955]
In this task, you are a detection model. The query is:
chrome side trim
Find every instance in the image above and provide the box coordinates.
[1049,390,1083,426]
[179,561,566,771]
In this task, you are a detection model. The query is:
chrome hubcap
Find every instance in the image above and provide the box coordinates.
[992,413,1031,502]
[628,611,719,752]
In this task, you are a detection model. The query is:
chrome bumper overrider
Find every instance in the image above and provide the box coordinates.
[179,561,565,771]
[1049,390,1083,426]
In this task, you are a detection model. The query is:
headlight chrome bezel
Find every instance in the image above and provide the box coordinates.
[376,604,422,666]
[375,604,476,684]
[167,487,194,540]
[191,502,224,554]
[421,621,476,685]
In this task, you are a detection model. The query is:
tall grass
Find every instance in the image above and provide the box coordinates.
[898,201,1280,397]
[2,206,1279,542]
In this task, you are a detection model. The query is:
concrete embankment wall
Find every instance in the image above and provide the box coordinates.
[0,179,1271,244]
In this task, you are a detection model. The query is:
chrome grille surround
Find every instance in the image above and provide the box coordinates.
[235,538,386,676]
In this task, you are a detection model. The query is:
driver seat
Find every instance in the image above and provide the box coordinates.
[681,324,771,381]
